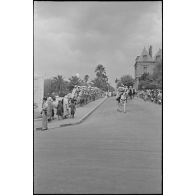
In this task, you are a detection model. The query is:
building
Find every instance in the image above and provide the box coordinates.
[134,46,162,89]
[34,73,44,112]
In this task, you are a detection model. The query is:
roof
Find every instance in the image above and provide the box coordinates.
[136,47,153,62]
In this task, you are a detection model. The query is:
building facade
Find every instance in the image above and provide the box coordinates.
[34,74,44,112]
[134,46,162,89]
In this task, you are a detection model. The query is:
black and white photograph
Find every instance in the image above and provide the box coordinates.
[34,1,162,194]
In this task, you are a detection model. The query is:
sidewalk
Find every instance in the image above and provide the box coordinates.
[34,96,107,130]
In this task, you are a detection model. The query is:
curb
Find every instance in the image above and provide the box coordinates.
[36,97,107,130]
[34,97,106,122]
[60,97,107,127]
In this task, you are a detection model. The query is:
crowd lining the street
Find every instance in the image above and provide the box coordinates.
[137,89,162,104]
[115,86,162,113]
[39,84,162,130]
[40,86,104,130]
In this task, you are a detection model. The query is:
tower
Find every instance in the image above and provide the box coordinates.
[149,45,152,58]
[134,46,161,90]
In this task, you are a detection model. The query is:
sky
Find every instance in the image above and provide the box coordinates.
[34,1,162,86]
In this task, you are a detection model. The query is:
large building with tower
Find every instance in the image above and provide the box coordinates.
[134,46,162,89]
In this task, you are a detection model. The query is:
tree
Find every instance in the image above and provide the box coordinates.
[69,76,81,85]
[84,75,89,83]
[152,60,162,89]
[52,75,65,95]
[44,79,53,96]
[93,64,108,91]
[138,67,163,90]
[91,77,103,89]
[139,73,151,81]
[139,79,157,90]
[95,64,108,82]
[153,61,162,79]
[138,60,162,90]
[68,75,83,91]
[116,80,123,88]
[138,73,153,89]
[107,83,115,92]
[119,75,134,87]
[115,78,119,83]
[91,77,109,91]
[62,80,70,96]
[43,75,70,97]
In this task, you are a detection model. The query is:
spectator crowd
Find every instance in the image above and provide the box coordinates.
[137,89,162,104]
[40,86,104,130]
[115,86,162,114]
[39,84,162,130]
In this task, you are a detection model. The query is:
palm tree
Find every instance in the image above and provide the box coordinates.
[84,75,89,83]
[52,75,65,95]
[95,64,106,78]
[94,64,109,91]
[69,76,81,86]
[120,75,135,87]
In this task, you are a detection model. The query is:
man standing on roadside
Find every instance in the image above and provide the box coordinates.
[41,97,48,130]
[69,99,76,118]
[63,95,69,119]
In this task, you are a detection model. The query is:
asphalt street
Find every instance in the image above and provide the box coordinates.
[34,97,162,194]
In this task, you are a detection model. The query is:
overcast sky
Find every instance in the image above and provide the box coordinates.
[34,1,162,86]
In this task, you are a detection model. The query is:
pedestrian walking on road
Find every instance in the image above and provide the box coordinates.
[41,97,48,130]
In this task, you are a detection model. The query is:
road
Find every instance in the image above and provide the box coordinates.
[34,97,162,194]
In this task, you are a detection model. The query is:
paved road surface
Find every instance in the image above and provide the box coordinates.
[34,97,162,194]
